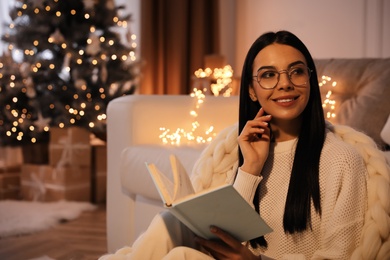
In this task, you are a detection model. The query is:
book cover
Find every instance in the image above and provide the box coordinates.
[146,154,272,242]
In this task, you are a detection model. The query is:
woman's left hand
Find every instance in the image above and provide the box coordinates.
[195,226,260,260]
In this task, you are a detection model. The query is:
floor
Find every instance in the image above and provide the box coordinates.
[0,204,107,260]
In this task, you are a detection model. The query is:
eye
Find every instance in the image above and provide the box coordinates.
[260,70,278,79]
[289,66,306,76]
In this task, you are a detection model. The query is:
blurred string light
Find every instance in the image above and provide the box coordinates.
[158,64,234,145]
[319,75,338,120]
[194,65,234,97]
[159,88,216,145]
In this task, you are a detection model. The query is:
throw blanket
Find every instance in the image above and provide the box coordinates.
[192,123,390,260]
[102,123,390,260]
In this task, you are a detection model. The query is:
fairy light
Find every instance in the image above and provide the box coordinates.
[159,88,216,145]
[194,65,234,97]
[319,75,338,120]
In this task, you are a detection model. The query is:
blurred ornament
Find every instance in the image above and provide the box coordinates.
[59,53,71,81]
[109,82,118,96]
[34,112,51,132]
[91,67,98,83]
[29,0,45,9]
[25,77,36,98]
[86,33,101,56]
[49,29,65,44]
[83,0,96,9]
[20,62,30,77]
[75,79,87,90]
[106,0,115,10]
[122,81,133,93]
[101,63,108,83]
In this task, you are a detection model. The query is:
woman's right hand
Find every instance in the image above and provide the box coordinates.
[237,108,272,176]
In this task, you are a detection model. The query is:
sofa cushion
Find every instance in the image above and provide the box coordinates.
[381,114,390,146]
[120,145,205,201]
[315,58,390,150]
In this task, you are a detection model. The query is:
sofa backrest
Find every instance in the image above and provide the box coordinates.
[315,58,390,149]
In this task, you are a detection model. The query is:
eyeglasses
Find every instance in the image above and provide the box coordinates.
[253,64,312,90]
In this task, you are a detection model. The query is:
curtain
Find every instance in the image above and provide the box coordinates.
[140,0,220,94]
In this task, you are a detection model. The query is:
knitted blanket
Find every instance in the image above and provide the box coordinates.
[101,123,390,260]
[191,123,390,260]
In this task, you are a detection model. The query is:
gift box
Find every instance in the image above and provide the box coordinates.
[21,142,49,164]
[49,145,91,167]
[21,164,91,202]
[0,146,23,172]
[0,172,21,200]
[91,145,107,203]
[49,127,91,167]
[21,183,90,202]
[50,127,90,145]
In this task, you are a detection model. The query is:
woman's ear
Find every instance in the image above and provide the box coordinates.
[249,86,258,101]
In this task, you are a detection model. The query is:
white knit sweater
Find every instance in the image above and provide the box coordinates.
[191,122,390,260]
[233,130,368,259]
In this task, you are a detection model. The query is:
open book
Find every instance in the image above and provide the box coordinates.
[145,154,272,242]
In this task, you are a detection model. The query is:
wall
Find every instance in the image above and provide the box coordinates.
[231,0,390,76]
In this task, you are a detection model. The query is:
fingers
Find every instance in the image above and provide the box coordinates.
[194,226,251,259]
[239,108,272,142]
[238,108,272,175]
[194,226,240,253]
[209,226,239,248]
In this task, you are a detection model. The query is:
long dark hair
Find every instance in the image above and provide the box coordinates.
[238,31,326,248]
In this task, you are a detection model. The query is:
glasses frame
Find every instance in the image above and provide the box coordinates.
[252,65,313,90]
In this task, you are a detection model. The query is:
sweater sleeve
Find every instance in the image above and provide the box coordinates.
[310,147,368,259]
[233,167,262,207]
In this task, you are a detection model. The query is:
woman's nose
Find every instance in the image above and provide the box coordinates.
[276,71,293,89]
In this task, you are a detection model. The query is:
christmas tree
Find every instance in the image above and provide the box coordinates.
[0,0,139,146]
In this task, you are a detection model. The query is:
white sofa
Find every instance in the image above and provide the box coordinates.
[106,94,239,252]
[106,58,390,253]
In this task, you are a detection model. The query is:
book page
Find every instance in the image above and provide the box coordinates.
[170,155,195,202]
[145,163,174,206]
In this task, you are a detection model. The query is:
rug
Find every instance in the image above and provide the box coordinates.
[0,200,96,238]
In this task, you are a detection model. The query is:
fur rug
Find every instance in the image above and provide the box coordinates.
[0,200,96,238]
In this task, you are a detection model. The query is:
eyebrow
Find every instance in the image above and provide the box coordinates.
[256,60,306,73]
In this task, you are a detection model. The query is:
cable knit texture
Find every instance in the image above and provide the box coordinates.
[101,123,390,260]
[192,123,390,259]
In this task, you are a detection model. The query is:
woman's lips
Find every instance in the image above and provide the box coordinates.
[272,96,299,106]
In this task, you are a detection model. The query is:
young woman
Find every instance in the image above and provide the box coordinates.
[105,30,368,259]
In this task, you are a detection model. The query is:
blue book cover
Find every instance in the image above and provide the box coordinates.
[146,154,272,242]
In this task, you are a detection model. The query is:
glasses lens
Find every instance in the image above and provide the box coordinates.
[257,70,279,89]
[289,65,310,86]
[257,65,311,89]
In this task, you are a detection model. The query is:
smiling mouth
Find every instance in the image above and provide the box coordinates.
[274,96,299,103]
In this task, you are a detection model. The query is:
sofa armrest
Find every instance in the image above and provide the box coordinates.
[106,94,238,252]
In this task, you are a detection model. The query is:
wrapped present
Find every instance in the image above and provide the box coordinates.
[21,182,90,202]
[21,143,49,164]
[91,144,106,203]
[0,146,23,172]
[50,127,90,144]
[0,172,21,200]
[49,127,91,167]
[21,164,91,202]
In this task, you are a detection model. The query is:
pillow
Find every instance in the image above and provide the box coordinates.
[381,114,390,146]
[315,58,390,149]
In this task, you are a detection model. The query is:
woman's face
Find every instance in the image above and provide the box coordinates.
[250,43,310,124]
